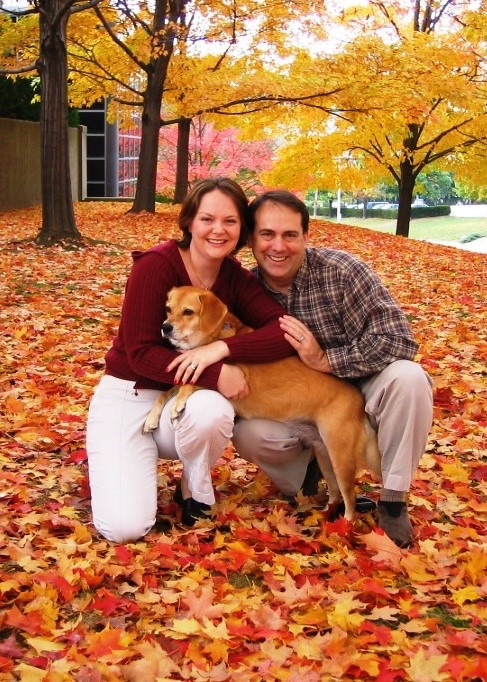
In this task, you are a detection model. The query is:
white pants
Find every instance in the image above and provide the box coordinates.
[86,375,235,543]
[232,360,433,495]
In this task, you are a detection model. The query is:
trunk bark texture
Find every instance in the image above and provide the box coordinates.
[174,117,191,203]
[130,0,188,213]
[36,0,80,245]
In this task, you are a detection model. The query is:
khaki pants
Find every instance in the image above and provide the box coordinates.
[232,360,433,495]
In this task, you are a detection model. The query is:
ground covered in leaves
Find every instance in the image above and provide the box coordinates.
[0,203,486,681]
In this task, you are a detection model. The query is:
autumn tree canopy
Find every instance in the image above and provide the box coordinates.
[2,1,487,238]
[262,0,487,237]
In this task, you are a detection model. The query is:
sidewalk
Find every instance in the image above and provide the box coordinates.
[428,237,487,254]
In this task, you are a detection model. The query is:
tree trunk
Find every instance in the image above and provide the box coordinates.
[130,0,188,213]
[36,0,81,246]
[130,84,162,213]
[174,117,191,203]
[396,159,415,237]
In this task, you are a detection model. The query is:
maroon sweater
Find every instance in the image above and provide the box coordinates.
[105,240,294,390]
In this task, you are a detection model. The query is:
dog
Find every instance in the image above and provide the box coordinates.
[143,286,381,520]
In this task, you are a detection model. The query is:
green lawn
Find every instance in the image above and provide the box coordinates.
[324,214,487,242]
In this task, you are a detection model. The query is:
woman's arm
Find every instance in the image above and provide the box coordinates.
[120,250,223,389]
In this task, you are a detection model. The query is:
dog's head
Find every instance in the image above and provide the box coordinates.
[162,286,232,350]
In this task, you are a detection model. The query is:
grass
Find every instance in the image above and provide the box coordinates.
[324,214,487,242]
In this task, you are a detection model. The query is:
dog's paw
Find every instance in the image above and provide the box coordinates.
[142,417,158,433]
[170,402,186,421]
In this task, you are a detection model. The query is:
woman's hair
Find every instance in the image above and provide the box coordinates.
[248,190,310,234]
[177,177,249,252]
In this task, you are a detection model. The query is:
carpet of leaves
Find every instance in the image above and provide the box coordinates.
[0,203,486,682]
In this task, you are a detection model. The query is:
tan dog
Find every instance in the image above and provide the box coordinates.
[144,286,381,519]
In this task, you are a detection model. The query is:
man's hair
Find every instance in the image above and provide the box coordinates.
[248,190,310,234]
[177,177,249,253]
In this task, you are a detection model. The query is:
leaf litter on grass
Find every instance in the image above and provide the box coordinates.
[0,203,486,681]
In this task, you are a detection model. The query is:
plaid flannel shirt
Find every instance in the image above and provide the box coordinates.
[254,246,418,379]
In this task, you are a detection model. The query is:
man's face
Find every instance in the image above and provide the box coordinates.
[249,202,308,291]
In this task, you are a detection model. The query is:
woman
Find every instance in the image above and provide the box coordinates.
[86,177,293,542]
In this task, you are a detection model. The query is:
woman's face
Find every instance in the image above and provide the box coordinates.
[189,189,242,261]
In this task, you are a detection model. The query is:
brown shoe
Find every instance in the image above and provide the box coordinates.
[377,501,413,547]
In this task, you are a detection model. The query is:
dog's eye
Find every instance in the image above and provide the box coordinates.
[165,305,171,314]
[182,308,194,316]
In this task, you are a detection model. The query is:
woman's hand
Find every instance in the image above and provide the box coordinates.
[216,364,249,400]
[279,315,332,373]
[166,340,230,384]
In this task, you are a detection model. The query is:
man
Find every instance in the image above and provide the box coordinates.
[233,190,433,547]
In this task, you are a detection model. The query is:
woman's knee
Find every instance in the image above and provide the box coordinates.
[92,510,155,544]
[183,390,235,434]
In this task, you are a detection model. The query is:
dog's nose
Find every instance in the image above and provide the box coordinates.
[162,322,173,336]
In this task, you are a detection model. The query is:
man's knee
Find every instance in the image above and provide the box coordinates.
[382,360,433,399]
[233,418,303,464]
[232,419,268,460]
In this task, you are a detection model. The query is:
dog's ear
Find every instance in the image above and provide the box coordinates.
[199,291,229,333]
[220,312,252,338]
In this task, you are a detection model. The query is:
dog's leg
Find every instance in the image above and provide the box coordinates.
[170,385,200,421]
[292,422,343,506]
[315,411,364,520]
[143,388,178,433]
[312,441,342,505]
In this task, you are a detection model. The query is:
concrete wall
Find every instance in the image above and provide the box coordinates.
[0,118,86,211]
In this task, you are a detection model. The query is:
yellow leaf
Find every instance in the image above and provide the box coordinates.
[399,618,430,634]
[292,605,330,626]
[327,593,366,632]
[0,579,20,594]
[13,663,46,681]
[451,585,481,606]
[400,554,439,583]
[25,637,66,654]
[439,461,469,483]
[408,649,449,682]
[200,617,230,640]
[203,638,230,664]
[169,617,201,636]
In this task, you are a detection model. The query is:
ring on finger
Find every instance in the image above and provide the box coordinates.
[190,363,198,370]
[298,335,304,343]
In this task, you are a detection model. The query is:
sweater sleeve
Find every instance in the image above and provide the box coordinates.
[111,248,222,390]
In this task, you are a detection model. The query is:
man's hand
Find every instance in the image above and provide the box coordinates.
[279,315,332,373]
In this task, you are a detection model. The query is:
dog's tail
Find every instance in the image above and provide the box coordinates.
[364,417,382,480]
